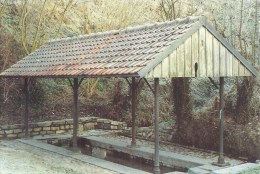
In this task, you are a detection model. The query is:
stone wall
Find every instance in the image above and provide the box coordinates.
[122,126,174,142]
[0,117,127,139]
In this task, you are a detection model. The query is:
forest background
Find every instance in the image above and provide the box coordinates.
[0,0,260,161]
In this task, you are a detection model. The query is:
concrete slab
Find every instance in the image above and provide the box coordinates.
[18,139,150,174]
[83,136,218,169]
[211,163,260,174]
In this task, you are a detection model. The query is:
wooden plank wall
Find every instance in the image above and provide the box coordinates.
[145,27,252,78]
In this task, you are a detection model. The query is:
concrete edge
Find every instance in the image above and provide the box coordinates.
[85,136,209,168]
[17,139,151,174]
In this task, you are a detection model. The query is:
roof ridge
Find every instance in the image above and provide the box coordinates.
[48,16,202,44]
[120,16,201,34]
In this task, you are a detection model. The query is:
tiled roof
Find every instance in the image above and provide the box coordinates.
[0,16,201,78]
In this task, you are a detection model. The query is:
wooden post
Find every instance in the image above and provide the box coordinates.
[24,78,29,137]
[213,77,229,166]
[72,78,79,149]
[218,77,225,164]
[131,77,137,147]
[154,78,160,174]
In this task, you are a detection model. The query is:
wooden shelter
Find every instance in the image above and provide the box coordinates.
[0,16,258,174]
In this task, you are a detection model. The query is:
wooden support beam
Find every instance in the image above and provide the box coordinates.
[153,78,160,174]
[208,77,219,89]
[144,78,155,95]
[72,78,79,149]
[24,78,29,137]
[218,77,225,164]
[213,77,230,167]
[131,77,137,147]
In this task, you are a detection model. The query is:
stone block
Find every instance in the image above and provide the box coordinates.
[65,125,70,129]
[111,125,118,130]
[40,131,47,135]
[104,119,111,124]
[97,123,104,129]
[56,130,65,134]
[97,119,107,123]
[79,117,89,122]
[51,120,63,126]
[33,127,42,132]
[7,134,17,138]
[60,125,65,130]
[50,127,60,131]
[84,123,95,130]
[13,129,23,134]
[5,130,14,134]
[78,124,84,132]
[70,125,73,129]
[31,131,40,135]
[88,117,98,122]
[1,124,21,129]
[37,121,52,127]
[28,124,38,128]
[65,119,73,124]
[13,124,23,129]
[43,127,51,131]
[0,130,5,134]
[17,133,26,138]
[103,123,111,130]
[0,125,8,129]
[0,134,5,138]
[117,124,123,130]
[47,131,56,134]
[111,121,119,126]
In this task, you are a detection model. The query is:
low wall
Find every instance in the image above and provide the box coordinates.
[0,117,127,139]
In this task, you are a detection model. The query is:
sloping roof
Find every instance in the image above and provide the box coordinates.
[0,16,258,78]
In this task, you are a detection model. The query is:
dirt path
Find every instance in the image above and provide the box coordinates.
[0,140,117,174]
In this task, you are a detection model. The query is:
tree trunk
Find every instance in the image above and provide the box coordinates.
[172,77,193,143]
[235,77,255,124]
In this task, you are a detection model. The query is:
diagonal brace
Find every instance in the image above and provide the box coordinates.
[144,78,155,95]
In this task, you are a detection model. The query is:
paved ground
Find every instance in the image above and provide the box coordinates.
[0,140,117,174]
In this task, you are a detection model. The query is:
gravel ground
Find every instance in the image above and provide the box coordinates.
[0,140,117,174]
